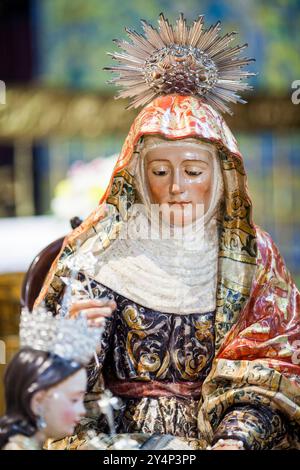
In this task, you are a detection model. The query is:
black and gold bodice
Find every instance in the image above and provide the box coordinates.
[86,278,215,400]
[79,277,215,441]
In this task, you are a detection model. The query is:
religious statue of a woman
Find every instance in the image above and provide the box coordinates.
[36,14,300,450]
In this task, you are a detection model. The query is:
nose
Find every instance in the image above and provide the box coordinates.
[170,183,182,194]
[170,170,184,195]
[79,403,86,417]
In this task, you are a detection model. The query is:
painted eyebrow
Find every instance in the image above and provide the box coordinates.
[183,159,209,165]
[147,158,209,164]
[147,159,170,163]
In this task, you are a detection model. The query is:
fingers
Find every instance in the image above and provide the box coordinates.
[81,308,113,318]
[69,298,117,318]
[71,298,116,310]
[88,317,107,327]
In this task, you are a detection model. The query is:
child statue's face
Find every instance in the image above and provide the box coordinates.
[144,137,215,227]
[31,368,87,440]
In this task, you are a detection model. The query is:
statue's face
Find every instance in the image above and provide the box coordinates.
[145,138,215,226]
[32,368,87,440]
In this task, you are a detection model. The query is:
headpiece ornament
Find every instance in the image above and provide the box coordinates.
[20,306,101,365]
[105,13,255,114]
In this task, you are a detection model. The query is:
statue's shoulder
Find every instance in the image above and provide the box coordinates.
[254,225,295,288]
[255,225,279,265]
[255,225,274,245]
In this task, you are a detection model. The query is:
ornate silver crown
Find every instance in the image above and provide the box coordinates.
[20,306,101,365]
[104,13,255,114]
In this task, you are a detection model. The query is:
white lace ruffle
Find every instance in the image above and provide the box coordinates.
[93,209,219,314]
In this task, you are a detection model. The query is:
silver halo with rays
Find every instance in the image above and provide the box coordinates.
[104,13,255,115]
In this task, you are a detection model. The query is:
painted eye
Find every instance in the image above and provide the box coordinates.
[185,169,203,176]
[70,396,82,404]
[153,169,168,176]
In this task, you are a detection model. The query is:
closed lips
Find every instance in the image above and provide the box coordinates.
[168,201,191,204]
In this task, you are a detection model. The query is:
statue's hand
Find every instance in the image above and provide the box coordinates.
[211,439,244,451]
[212,443,241,450]
[69,298,117,327]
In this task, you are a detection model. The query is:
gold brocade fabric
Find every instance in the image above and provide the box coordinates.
[45,432,196,451]
[111,397,204,449]
[3,434,41,450]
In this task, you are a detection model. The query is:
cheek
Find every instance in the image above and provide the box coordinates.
[46,399,77,429]
[147,175,169,203]
[61,405,78,425]
[188,174,212,202]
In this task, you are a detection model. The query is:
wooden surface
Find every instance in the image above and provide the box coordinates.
[0,273,23,414]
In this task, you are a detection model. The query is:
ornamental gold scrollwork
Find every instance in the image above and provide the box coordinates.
[173,349,207,381]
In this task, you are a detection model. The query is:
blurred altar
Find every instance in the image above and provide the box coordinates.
[0,0,300,413]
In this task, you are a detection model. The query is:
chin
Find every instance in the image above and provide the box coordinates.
[65,426,77,436]
[161,207,196,228]
[170,217,194,227]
